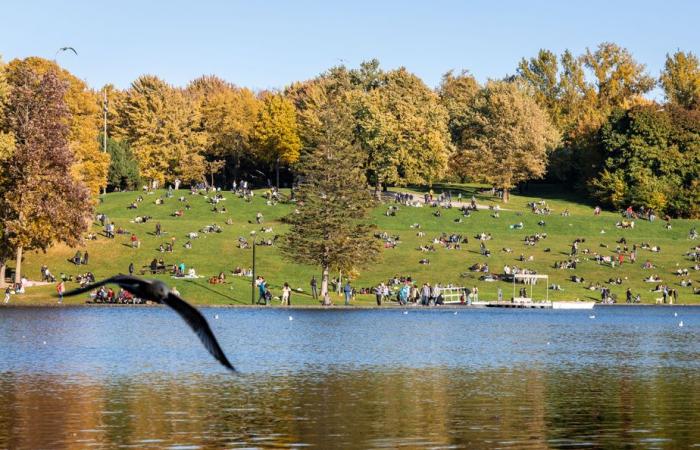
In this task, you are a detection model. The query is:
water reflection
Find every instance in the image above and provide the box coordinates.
[1,368,700,448]
[1,306,699,448]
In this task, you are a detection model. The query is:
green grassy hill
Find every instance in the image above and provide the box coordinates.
[10,184,700,306]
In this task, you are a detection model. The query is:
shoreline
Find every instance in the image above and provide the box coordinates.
[1,302,696,309]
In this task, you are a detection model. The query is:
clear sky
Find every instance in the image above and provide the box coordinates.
[1,0,698,94]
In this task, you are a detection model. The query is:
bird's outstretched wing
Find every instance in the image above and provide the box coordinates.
[163,293,236,371]
[60,46,78,55]
[63,274,149,298]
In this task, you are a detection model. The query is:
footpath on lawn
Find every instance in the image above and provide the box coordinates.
[6,183,700,307]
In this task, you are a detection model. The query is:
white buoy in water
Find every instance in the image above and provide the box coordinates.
[547,342,551,345]
[403,311,408,315]
[214,314,219,320]
[679,321,684,327]
[289,316,293,321]
[674,312,678,317]
[589,315,596,319]
[454,311,458,315]
[42,341,46,345]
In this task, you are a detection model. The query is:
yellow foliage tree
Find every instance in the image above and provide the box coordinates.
[254,93,301,188]
[114,75,206,186]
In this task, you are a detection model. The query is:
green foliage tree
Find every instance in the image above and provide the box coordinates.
[254,93,301,188]
[105,137,141,190]
[456,80,560,202]
[590,104,700,217]
[0,63,91,283]
[660,51,700,110]
[280,90,380,304]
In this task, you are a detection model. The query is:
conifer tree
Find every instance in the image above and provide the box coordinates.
[280,91,380,304]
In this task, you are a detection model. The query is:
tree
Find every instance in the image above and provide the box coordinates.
[8,57,110,197]
[199,84,260,183]
[280,90,380,304]
[0,63,91,283]
[356,67,452,194]
[589,104,700,217]
[582,42,656,110]
[105,137,141,190]
[438,70,480,144]
[254,93,301,188]
[660,51,700,110]
[457,80,560,202]
[113,75,206,186]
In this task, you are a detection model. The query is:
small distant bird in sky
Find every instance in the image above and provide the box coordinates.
[64,275,235,371]
[58,46,78,55]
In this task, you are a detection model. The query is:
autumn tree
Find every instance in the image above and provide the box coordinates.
[356,67,452,195]
[457,80,559,202]
[113,75,206,186]
[660,51,700,110]
[7,58,110,197]
[0,63,91,283]
[280,89,380,304]
[198,81,260,183]
[253,93,301,188]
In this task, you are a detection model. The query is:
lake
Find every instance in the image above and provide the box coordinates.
[1,306,699,448]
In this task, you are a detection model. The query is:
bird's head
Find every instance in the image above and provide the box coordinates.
[150,280,171,300]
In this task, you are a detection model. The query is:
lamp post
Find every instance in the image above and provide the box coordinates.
[102,90,108,196]
[251,238,257,304]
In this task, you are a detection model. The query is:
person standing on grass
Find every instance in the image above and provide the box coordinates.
[374,283,383,306]
[83,251,89,265]
[281,282,291,306]
[128,262,135,276]
[310,276,318,300]
[343,281,352,306]
[4,287,10,304]
[57,281,65,304]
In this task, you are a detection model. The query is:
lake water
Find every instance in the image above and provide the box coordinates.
[1,306,699,449]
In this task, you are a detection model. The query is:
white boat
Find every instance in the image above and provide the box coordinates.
[551,301,596,310]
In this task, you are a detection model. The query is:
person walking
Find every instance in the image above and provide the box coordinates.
[310,276,318,300]
[472,286,479,303]
[4,286,10,304]
[128,262,134,276]
[57,281,65,304]
[83,251,89,265]
[281,282,291,306]
[257,277,267,305]
[343,281,352,306]
[497,288,503,302]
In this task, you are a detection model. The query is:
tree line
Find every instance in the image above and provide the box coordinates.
[0,43,699,284]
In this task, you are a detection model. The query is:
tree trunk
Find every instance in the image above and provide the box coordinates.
[233,153,241,187]
[210,169,214,188]
[275,157,280,190]
[503,188,510,203]
[14,246,22,284]
[0,262,6,288]
[320,265,331,305]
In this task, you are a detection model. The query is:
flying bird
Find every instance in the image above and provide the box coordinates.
[58,46,78,55]
[64,275,235,371]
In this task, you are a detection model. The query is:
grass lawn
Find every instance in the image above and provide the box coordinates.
[7,183,700,306]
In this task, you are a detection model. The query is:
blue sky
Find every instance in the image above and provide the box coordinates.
[1,0,698,95]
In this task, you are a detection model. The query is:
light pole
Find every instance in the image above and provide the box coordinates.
[102,89,108,196]
[251,238,257,305]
